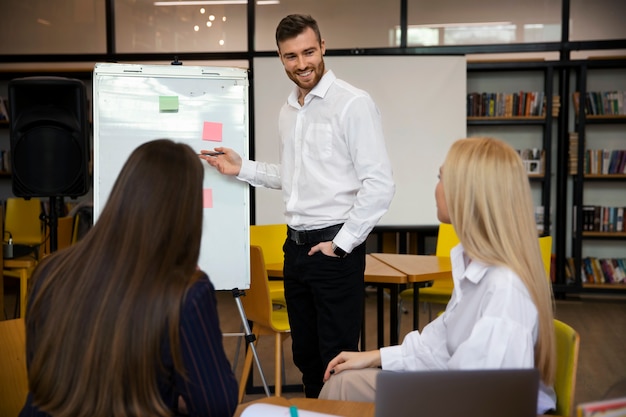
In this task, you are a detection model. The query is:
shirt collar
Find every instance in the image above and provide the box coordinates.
[287,70,336,108]
[451,243,491,284]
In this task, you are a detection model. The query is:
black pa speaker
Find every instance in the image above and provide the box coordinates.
[8,76,90,198]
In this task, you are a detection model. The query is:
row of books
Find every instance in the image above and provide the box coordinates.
[583,149,626,175]
[569,257,626,285]
[580,205,625,233]
[568,132,579,175]
[466,91,552,117]
[572,91,626,116]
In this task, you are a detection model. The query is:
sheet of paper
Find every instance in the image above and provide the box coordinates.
[240,403,340,417]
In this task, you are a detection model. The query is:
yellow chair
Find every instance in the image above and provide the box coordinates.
[44,216,75,254]
[402,224,553,320]
[238,245,291,402]
[400,223,458,319]
[553,319,580,417]
[4,197,44,253]
[4,198,42,318]
[250,224,288,308]
[0,318,28,417]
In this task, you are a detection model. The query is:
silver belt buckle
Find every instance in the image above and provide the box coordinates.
[295,231,305,245]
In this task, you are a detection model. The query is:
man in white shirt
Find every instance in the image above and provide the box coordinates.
[202,14,395,397]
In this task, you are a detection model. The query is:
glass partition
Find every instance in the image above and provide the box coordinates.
[0,0,106,55]
[570,0,626,41]
[115,0,247,53]
[255,0,401,51]
[407,0,561,46]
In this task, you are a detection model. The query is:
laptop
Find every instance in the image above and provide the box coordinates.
[375,368,539,417]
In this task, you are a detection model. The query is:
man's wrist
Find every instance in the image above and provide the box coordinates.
[331,242,347,258]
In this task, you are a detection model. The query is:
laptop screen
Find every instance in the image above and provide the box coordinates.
[375,368,539,417]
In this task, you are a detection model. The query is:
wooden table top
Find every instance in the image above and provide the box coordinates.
[234,396,375,417]
[369,253,452,282]
[265,255,407,285]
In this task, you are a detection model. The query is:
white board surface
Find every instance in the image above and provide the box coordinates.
[253,55,466,226]
[93,63,250,290]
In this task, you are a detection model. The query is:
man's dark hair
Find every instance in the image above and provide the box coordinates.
[275,14,321,46]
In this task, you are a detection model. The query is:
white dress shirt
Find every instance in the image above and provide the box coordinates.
[238,70,395,253]
[379,243,557,414]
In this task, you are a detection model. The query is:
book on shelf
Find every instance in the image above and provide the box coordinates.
[577,396,626,417]
[573,91,626,116]
[580,149,626,175]
[581,257,626,285]
[569,132,579,175]
[467,91,546,117]
[581,205,626,233]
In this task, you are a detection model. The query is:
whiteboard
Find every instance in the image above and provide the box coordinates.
[93,63,250,290]
[253,56,466,226]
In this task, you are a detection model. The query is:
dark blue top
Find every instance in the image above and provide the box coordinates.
[19,274,239,417]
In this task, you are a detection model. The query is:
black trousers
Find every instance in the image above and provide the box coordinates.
[283,237,366,398]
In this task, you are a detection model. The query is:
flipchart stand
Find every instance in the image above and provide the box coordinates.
[223,288,270,397]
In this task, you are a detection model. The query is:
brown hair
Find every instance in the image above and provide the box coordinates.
[275,14,322,46]
[26,139,205,417]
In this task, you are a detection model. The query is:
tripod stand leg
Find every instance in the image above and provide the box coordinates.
[232,289,270,398]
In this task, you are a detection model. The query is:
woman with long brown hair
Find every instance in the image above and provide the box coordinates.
[20,139,238,417]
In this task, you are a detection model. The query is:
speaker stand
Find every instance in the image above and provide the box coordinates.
[46,196,62,253]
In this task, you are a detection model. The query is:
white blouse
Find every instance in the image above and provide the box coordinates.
[379,243,556,414]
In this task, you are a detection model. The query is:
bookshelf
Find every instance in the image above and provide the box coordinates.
[467,60,557,239]
[569,58,626,292]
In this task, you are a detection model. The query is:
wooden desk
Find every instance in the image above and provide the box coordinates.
[234,396,375,417]
[234,396,557,417]
[265,255,408,348]
[370,253,452,331]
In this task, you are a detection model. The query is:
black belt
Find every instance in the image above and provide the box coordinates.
[287,224,343,245]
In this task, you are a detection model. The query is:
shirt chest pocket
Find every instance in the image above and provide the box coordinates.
[303,123,333,161]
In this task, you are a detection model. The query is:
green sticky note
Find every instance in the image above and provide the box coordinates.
[159,96,179,112]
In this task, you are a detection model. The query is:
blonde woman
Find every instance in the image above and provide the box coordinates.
[320,137,556,414]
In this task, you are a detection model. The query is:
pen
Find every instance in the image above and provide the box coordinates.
[289,405,299,417]
[199,151,225,156]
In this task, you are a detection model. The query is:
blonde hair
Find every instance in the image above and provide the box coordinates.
[443,137,555,385]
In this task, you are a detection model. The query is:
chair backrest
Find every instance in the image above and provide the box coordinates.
[538,235,552,280]
[44,216,75,254]
[70,203,93,244]
[436,224,553,278]
[5,197,43,246]
[435,223,460,257]
[0,318,28,417]
[242,245,274,329]
[553,319,580,417]
[249,224,287,265]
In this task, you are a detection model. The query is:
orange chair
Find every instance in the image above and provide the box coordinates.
[238,245,291,402]
[0,318,28,417]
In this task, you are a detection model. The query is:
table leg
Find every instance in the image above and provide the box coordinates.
[377,286,384,349]
[389,285,399,345]
[413,283,419,331]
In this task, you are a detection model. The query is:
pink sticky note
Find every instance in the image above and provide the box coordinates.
[202,122,223,142]
[203,189,213,208]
